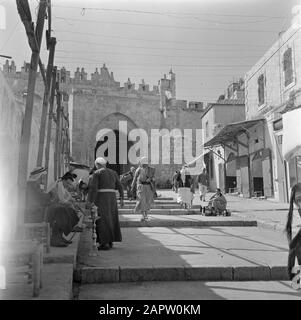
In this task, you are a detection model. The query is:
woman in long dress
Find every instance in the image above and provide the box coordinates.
[131,157,155,221]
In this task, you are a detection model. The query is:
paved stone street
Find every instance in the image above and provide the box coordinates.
[2,0,301,306]
[2,190,299,300]
[78,281,301,300]
[71,190,301,300]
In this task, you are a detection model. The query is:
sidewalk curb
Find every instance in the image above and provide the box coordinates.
[119,220,257,228]
[231,212,286,233]
[76,265,289,284]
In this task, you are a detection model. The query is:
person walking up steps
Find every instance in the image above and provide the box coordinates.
[131,157,155,222]
[198,168,208,202]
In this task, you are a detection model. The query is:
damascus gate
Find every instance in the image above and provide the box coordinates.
[57,64,205,184]
[4,61,204,185]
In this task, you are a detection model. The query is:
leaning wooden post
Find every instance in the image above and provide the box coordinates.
[54,89,62,179]
[16,0,47,239]
[36,37,56,167]
[44,66,57,187]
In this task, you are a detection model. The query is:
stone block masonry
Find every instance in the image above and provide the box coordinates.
[3,61,205,183]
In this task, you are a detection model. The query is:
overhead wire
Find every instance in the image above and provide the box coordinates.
[56,39,267,53]
[0,20,20,52]
[54,59,252,68]
[53,29,271,48]
[55,49,261,60]
[53,16,280,34]
[51,5,286,20]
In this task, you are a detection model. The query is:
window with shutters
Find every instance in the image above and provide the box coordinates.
[283,47,294,87]
[257,74,265,107]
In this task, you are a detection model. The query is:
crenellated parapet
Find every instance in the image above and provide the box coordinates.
[2,63,200,107]
[159,69,176,98]
[57,66,71,84]
[2,60,43,80]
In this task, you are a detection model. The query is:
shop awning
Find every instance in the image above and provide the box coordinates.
[282,106,301,161]
[204,119,265,148]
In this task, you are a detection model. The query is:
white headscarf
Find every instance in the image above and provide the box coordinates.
[139,156,148,165]
[95,157,107,167]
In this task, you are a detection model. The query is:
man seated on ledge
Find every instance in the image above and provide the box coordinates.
[46,172,87,246]
[25,167,52,223]
[208,188,227,215]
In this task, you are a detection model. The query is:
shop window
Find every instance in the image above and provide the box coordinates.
[289,156,301,186]
[273,118,283,131]
[277,135,283,145]
[283,47,294,87]
[210,156,214,179]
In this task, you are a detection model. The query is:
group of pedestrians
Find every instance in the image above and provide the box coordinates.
[25,159,301,283]
[172,167,227,214]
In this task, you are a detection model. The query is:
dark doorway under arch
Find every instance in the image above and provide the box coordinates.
[94,130,134,175]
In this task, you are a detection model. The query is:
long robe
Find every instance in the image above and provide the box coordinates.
[88,168,124,245]
[132,166,155,213]
[120,171,135,199]
[211,194,227,212]
[25,181,52,223]
[45,179,79,236]
[45,204,79,236]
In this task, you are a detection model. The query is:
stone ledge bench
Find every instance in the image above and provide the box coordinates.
[0,240,43,297]
[24,222,51,253]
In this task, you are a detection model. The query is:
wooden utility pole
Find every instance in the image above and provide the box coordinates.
[44,66,57,187]
[54,88,62,179]
[16,0,48,238]
[37,37,56,167]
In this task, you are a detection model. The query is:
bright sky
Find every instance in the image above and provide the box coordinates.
[0,0,300,102]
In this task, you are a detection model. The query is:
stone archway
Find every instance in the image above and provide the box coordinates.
[90,112,139,175]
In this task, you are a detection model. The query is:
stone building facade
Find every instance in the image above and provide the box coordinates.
[201,94,245,192]
[242,6,301,202]
[2,60,70,182]
[2,60,207,185]
[56,64,205,185]
[203,6,301,202]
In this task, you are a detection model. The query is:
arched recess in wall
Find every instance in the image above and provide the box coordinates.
[89,112,142,174]
[251,150,264,196]
[226,152,237,176]
[225,152,237,192]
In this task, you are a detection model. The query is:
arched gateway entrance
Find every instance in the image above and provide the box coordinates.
[93,113,138,175]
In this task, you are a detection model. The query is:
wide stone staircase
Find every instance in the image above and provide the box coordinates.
[74,191,289,298]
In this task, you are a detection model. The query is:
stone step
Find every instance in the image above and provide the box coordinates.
[123,199,175,203]
[122,196,175,201]
[85,214,257,228]
[75,226,289,284]
[75,264,289,284]
[118,208,201,215]
[119,204,196,210]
